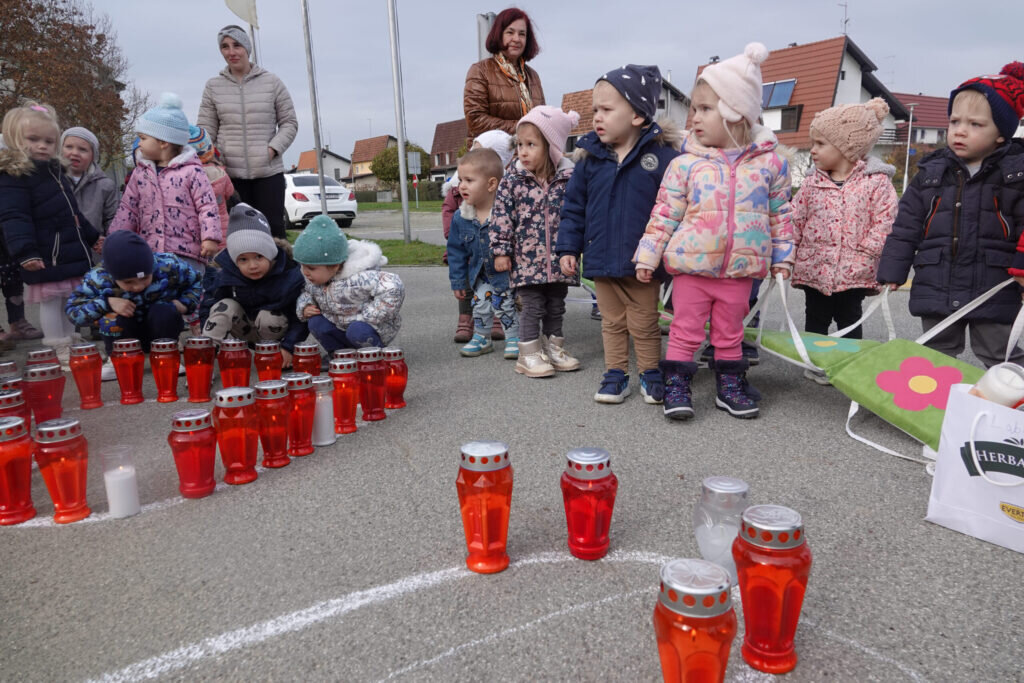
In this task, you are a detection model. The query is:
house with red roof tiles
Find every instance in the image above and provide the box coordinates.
[429,118,468,182]
[350,134,398,190]
[891,93,949,146]
[559,80,690,152]
[296,147,351,181]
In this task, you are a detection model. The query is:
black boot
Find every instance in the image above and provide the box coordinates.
[714,358,760,418]
[660,360,697,420]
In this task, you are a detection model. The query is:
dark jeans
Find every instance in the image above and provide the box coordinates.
[804,287,870,339]
[308,315,382,353]
[0,260,24,323]
[517,283,568,342]
[104,302,183,354]
[233,173,287,239]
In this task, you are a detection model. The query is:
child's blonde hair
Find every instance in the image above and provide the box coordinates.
[1,101,60,161]
[516,121,555,180]
[951,89,996,121]
[694,78,752,148]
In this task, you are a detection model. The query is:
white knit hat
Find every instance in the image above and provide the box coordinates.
[700,42,770,125]
[473,130,514,169]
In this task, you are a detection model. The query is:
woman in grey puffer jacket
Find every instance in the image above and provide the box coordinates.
[197,25,298,239]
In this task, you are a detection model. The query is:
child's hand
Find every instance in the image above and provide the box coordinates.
[559,255,577,276]
[281,349,293,368]
[884,282,902,291]
[172,300,187,315]
[93,237,105,253]
[635,267,653,283]
[494,256,511,272]
[302,305,321,319]
[200,240,220,259]
[108,297,136,317]
[770,266,790,280]
[453,289,467,300]
[22,259,44,272]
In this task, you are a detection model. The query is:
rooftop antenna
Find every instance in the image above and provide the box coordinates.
[838,2,850,35]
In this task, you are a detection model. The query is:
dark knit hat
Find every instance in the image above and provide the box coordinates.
[293,215,348,265]
[226,203,277,262]
[949,61,1024,140]
[104,232,154,281]
[597,64,663,122]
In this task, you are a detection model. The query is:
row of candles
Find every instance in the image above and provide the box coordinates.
[456,442,812,680]
[0,339,409,525]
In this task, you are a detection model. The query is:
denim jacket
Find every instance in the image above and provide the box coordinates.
[447,202,509,292]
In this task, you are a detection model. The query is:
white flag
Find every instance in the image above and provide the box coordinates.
[224,0,259,28]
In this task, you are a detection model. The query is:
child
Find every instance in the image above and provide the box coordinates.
[0,133,41,343]
[200,203,307,367]
[792,98,898,383]
[295,216,404,353]
[109,93,221,275]
[447,148,519,359]
[492,105,580,378]
[634,43,795,420]
[61,126,118,235]
[880,61,1024,368]
[66,231,201,379]
[188,125,235,246]
[0,101,100,362]
[556,65,682,403]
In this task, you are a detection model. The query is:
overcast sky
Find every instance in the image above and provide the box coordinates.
[88,0,1019,168]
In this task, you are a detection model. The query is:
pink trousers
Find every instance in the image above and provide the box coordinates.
[667,273,752,362]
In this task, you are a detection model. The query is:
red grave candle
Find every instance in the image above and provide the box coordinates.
[456,440,513,574]
[0,360,18,378]
[0,389,31,426]
[184,336,216,402]
[34,418,91,523]
[254,341,283,382]
[0,376,20,393]
[212,387,259,485]
[328,359,358,435]
[292,342,321,377]
[254,380,291,468]
[560,447,618,560]
[382,347,408,409]
[111,338,145,404]
[356,347,386,421]
[68,343,103,410]
[22,364,65,424]
[217,338,252,388]
[149,338,180,403]
[26,347,58,367]
[653,558,737,683]
[167,409,217,498]
[732,504,812,674]
[332,349,357,361]
[0,417,36,525]
[282,372,315,456]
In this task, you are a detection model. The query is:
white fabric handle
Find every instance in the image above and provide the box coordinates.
[1005,303,1024,363]
[968,411,1024,487]
[844,402,931,465]
[832,287,897,341]
[915,278,1014,345]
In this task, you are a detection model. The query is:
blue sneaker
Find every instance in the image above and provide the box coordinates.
[503,337,519,360]
[460,333,493,357]
[594,369,630,404]
[640,368,664,404]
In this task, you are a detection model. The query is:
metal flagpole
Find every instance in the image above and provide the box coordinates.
[386,0,411,243]
[300,0,328,216]
[903,103,917,195]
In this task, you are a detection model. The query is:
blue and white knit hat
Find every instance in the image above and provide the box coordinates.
[137,92,190,146]
[597,65,663,122]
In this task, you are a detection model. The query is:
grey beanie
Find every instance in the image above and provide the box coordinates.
[226,203,277,262]
[61,127,99,167]
[218,25,252,56]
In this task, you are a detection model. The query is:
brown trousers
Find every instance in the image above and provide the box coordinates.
[594,276,662,373]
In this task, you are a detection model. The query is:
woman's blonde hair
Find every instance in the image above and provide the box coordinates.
[693,79,752,148]
[1,101,61,160]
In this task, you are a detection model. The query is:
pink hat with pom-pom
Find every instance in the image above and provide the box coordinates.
[699,42,770,125]
[518,105,581,167]
[810,97,890,162]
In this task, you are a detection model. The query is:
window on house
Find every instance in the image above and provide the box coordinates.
[840,70,846,80]
[566,135,578,152]
[778,105,803,132]
[435,154,441,166]
[937,129,946,142]
[334,168,341,180]
[766,79,796,108]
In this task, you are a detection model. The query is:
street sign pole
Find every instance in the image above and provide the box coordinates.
[300,0,328,217]
[386,0,411,243]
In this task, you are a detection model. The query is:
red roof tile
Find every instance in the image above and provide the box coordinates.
[351,135,396,164]
[431,119,468,155]
[561,89,594,135]
[297,150,317,172]
[891,92,949,130]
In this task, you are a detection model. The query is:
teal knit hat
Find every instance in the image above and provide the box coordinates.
[293,215,348,265]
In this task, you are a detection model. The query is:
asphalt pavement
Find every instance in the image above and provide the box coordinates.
[1,254,1019,682]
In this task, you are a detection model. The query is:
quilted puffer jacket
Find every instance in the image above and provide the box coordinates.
[71,165,118,235]
[463,57,545,139]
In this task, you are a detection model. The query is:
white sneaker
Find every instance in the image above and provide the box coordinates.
[803,368,831,386]
[101,358,117,381]
[178,361,187,376]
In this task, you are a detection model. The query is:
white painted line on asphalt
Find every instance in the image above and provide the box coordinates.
[800,616,928,683]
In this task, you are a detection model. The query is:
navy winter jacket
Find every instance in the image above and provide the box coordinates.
[877,141,1024,322]
[555,121,681,278]
[447,204,509,292]
[199,244,308,351]
[0,152,99,285]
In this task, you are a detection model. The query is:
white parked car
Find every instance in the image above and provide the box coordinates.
[284,173,358,228]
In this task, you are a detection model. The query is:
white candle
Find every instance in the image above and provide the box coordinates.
[311,392,337,447]
[971,363,1024,407]
[104,465,141,518]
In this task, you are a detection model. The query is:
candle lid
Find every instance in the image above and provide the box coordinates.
[702,476,749,495]
[253,379,289,399]
[112,338,142,353]
[24,364,63,382]
[0,376,21,391]
[254,341,281,354]
[659,558,733,618]
[0,388,24,407]
[214,386,255,407]
[184,336,214,349]
[740,504,805,550]
[312,376,333,393]
[382,347,404,361]
[356,347,382,362]
[69,342,100,357]
[329,359,358,375]
[27,348,58,363]
[0,416,27,441]
[281,372,313,390]
[219,338,249,352]
[459,440,510,472]
[293,342,320,357]
[332,349,357,360]
[0,360,18,378]
[150,338,179,353]
[171,409,212,432]
[35,418,83,443]
[565,447,613,480]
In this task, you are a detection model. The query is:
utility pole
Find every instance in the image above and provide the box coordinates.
[903,103,918,194]
[386,0,411,243]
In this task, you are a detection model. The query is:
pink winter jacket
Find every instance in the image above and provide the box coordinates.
[110,147,222,261]
[791,157,898,296]
[202,163,235,248]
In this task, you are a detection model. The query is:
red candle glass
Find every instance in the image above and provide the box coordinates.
[732,504,813,674]
[456,440,513,574]
[217,338,252,389]
[212,387,259,485]
[34,418,91,523]
[356,347,386,421]
[653,558,737,683]
[292,342,321,377]
[282,372,315,456]
[561,447,618,560]
[328,359,359,435]
[149,338,180,403]
[184,336,216,403]
[68,343,103,410]
[0,389,31,426]
[382,347,408,409]
[22,364,66,424]
[254,341,283,382]
[26,347,58,367]
[0,376,20,393]
[0,417,35,525]
[111,338,145,405]
[167,409,217,498]
[254,380,291,468]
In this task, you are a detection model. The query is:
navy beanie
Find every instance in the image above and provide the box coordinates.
[597,64,663,122]
[104,232,155,280]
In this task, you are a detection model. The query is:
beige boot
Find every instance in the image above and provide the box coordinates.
[515,339,555,378]
[44,336,73,371]
[543,335,581,372]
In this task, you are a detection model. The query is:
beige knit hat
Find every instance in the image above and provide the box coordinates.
[809,97,889,162]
